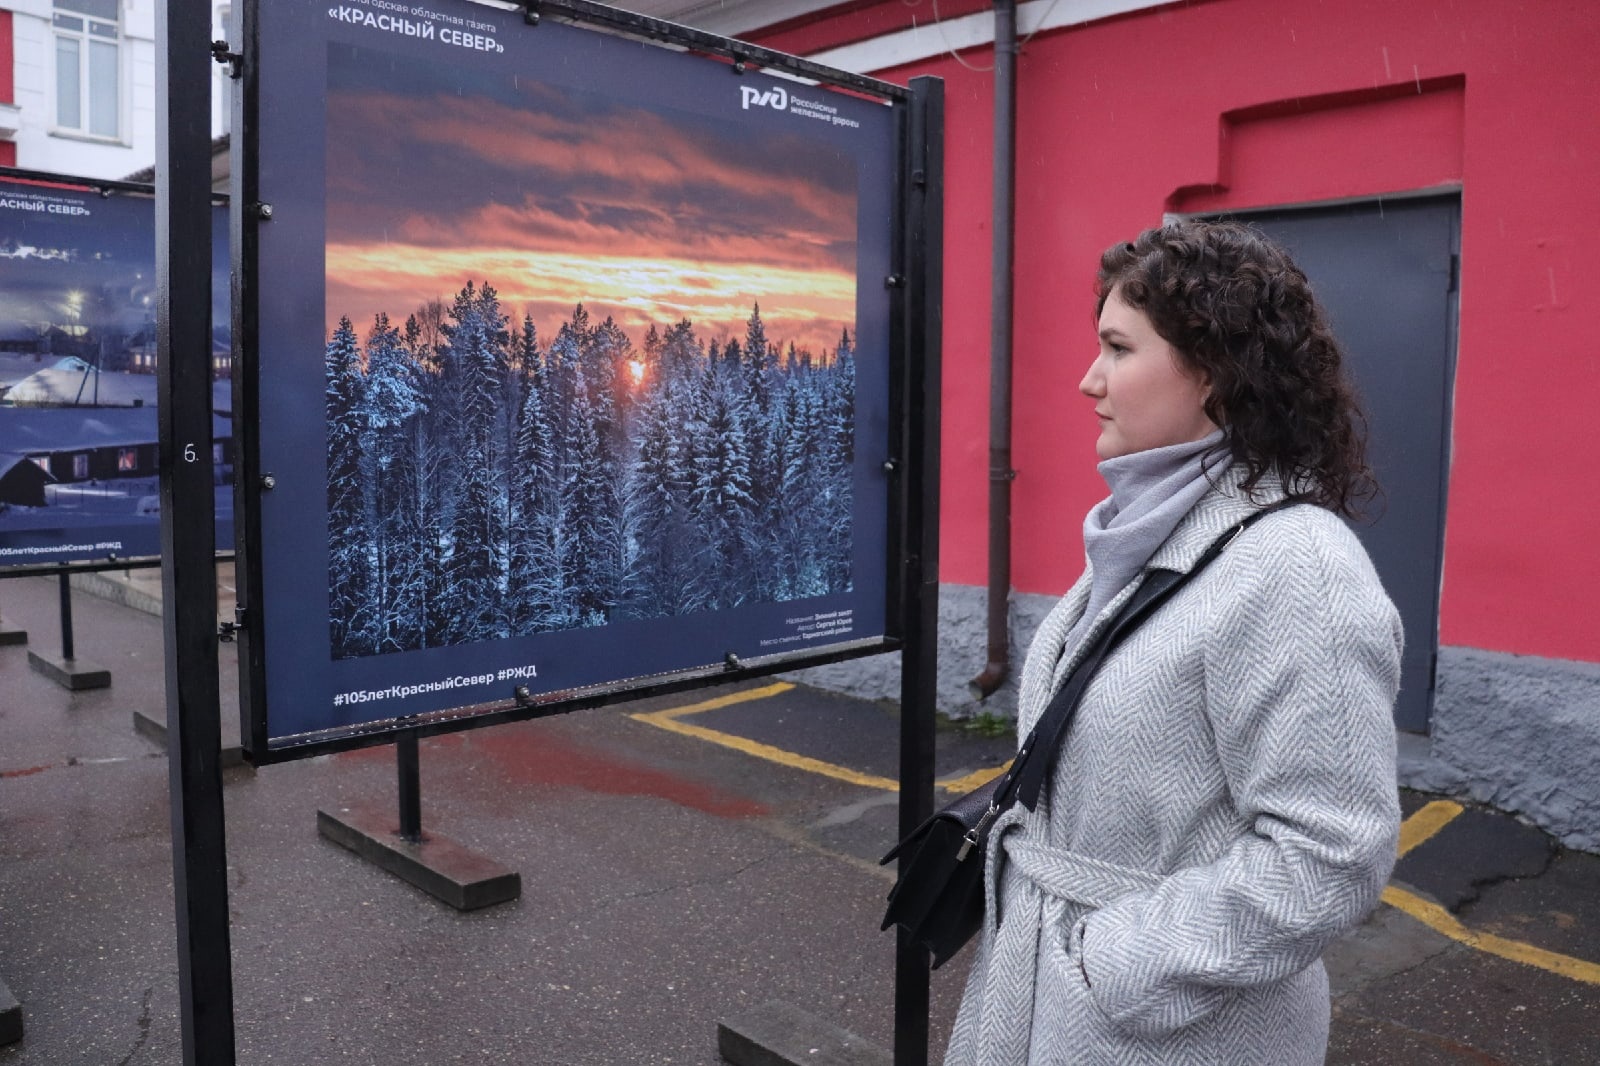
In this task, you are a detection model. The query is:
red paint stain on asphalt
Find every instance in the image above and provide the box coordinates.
[1,764,52,779]
[337,726,766,819]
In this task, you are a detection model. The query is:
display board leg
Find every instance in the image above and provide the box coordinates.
[318,733,520,911]
[892,74,944,1066]
[26,570,110,691]
[0,971,21,1046]
[59,571,74,660]
[397,729,422,843]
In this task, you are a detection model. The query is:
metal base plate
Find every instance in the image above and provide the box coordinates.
[717,1001,890,1066]
[0,972,22,1046]
[316,807,521,911]
[26,651,110,691]
[131,710,246,768]
[0,621,26,647]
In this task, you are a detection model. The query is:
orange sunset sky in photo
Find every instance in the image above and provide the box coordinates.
[324,43,861,358]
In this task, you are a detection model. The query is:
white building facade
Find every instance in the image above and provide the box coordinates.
[1,0,230,182]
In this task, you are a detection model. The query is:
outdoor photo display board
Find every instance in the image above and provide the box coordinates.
[240,0,908,756]
[0,174,232,567]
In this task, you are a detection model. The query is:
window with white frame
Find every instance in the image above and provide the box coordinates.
[54,0,121,139]
[213,4,233,135]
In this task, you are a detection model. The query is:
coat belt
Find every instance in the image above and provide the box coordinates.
[1003,838,1162,909]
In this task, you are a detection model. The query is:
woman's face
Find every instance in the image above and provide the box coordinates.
[1080,286,1218,460]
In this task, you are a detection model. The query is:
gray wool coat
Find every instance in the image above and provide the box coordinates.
[945,464,1403,1066]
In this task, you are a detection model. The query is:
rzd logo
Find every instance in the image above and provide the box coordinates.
[740,85,788,111]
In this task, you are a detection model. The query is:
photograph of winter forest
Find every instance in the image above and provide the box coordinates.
[323,44,861,660]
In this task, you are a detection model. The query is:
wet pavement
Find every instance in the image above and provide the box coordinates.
[2,569,1599,1064]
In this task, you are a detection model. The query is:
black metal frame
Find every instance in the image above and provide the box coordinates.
[892,75,944,1066]
[252,636,900,761]
[521,0,909,102]
[233,0,927,764]
[0,163,225,200]
[0,556,157,579]
[200,3,941,1062]
[232,0,268,769]
[0,554,236,580]
[158,0,237,1062]
[0,554,236,686]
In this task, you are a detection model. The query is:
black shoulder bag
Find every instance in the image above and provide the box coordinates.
[879,503,1289,968]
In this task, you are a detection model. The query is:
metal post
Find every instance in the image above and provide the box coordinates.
[894,74,944,1066]
[397,730,423,843]
[57,571,75,661]
[157,0,237,1061]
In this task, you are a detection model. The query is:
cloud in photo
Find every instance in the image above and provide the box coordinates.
[325,45,860,356]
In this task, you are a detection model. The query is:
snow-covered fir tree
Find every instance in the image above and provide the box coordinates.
[361,311,428,653]
[559,361,616,627]
[508,316,562,633]
[440,281,510,642]
[325,315,376,658]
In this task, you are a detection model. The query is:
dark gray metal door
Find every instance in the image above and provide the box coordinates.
[1207,197,1459,733]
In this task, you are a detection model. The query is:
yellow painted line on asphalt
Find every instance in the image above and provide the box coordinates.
[630,682,901,791]
[641,681,799,718]
[1381,884,1600,984]
[937,763,1012,794]
[1386,800,1600,985]
[643,693,1600,984]
[1396,799,1464,857]
[629,682,1009,794]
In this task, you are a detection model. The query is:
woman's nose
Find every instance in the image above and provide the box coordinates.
[1079,357,1103,398]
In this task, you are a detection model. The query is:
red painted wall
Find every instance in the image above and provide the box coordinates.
[0,9,15,168]
[755,0,1600,663]
[0,9,11,103]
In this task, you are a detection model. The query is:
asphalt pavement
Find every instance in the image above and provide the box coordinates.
[2,569,1599,1064]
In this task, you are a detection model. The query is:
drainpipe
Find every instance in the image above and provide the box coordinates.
[969,0,1018,701]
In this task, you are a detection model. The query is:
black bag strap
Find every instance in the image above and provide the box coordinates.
[998,499,1297,813]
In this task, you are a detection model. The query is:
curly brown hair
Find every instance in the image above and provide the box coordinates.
[1096,219,1377,517]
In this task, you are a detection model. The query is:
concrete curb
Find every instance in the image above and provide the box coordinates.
[69,570,163,618]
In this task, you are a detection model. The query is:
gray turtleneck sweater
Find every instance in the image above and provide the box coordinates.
[1061,430,1226,657]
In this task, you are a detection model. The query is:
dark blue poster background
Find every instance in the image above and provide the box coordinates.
[0,177,232,566]
[249,0,899,748]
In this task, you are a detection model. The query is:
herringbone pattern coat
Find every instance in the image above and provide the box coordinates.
[945,466,1403,1066]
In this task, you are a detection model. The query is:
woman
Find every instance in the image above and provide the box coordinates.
[945,220,1403,1065]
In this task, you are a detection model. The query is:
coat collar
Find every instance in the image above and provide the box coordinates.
[1019,460,1294,731]
[1145,460,1290,574]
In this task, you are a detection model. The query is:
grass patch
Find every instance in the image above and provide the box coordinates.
[956,711,1016,740]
